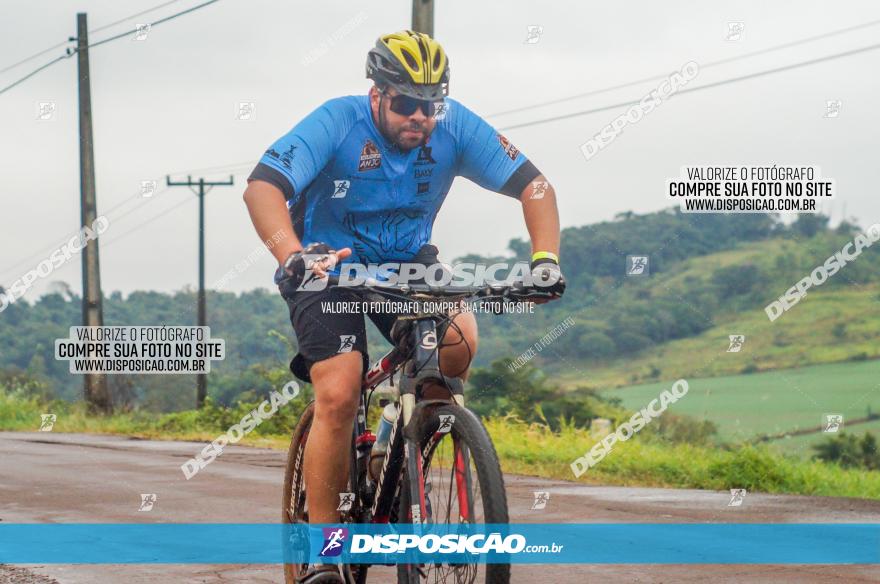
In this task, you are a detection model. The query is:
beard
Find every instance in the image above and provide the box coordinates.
[380,116,430,152]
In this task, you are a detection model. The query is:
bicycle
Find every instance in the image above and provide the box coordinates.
[282,277,554,584]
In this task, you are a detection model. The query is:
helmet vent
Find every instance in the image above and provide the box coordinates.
[402,49,419,70]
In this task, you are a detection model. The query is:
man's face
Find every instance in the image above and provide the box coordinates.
[370,86,437,151]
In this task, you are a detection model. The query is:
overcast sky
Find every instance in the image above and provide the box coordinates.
[2,0,879,299]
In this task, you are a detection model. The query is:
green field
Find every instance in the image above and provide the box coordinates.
[552,241,880,391]
[600,359,880,445]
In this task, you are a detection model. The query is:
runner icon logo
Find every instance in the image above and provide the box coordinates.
[823,414,843,433]
[320,528,348,557]
[437,414,455,434]
[337,492,355,511]
[338,335,356,353]
[296,254,334,292]
[531,491,550,510]
[139,494,157,511]
[728,488,746,507]
[39,414,56,431]
[332,180,350,198]
[727,335,745,352]
[626,255,649,276]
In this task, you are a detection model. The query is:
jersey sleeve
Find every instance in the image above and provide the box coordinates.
[447,98,541,199]
[248,97,358,200]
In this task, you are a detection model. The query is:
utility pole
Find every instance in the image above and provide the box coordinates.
[76,13,110,414]
[412,0,434,36]
[166,175,234,409]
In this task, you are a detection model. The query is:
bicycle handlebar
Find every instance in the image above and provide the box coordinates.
[319,274,557,302]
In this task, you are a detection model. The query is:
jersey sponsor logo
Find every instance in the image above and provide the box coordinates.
[358,139,382,171]
[497,134,519,161]
[266,144,298,170]
[332,179,350,198]
[414,168,433,178]
[417,182,430,195]
[415,145,436,165]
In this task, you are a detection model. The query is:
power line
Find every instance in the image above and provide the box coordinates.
[0,0,184,75]
[0,186,165,282]
[101,195,193,247]
[0,55,74,95]
[0,158,255,281]
[0,167,253,282]
[498,41,880,132]
[0,41,71,76]
[487,17,880,118]
[87,0,221,50]
[0,0,222,96]
[91,0,184,34]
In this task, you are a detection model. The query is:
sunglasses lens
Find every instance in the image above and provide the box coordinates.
[390,95,433,117]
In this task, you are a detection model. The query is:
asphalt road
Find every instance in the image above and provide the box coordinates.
[1,432,879,583]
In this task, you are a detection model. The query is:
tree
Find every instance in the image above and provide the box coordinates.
[813,431,880,469]
[791,213,830,238]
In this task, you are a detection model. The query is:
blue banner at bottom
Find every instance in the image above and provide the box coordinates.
[0,523,878,564]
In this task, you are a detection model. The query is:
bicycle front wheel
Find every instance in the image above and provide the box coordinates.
[397,404,510,584]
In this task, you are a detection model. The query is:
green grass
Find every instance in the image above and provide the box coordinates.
[599,360,880,443]
[0,391,296,450]
[4,390,880,500]
[486,417,880,498]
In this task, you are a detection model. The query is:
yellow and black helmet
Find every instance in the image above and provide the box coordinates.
[366,30,450,100]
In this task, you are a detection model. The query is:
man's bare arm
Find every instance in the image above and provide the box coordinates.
[243,180,351,275]
[242,180,302,265]
[520,174,560,257]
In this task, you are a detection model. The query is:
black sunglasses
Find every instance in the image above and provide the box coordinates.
[382,90,440,117]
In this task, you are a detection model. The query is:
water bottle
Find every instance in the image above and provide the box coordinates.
[369,403,398,481]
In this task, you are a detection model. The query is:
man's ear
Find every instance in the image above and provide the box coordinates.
[369,85,382,117]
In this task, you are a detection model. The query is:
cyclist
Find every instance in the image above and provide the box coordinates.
[243,30,565,583]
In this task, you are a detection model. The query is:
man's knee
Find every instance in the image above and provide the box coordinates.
[309,351,362,424]
[440,312,478,375]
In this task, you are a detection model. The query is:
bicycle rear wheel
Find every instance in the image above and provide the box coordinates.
[397,404,510,584]
[281,402,368,584]
[282,401,313,583]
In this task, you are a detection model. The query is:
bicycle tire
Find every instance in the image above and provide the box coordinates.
[397,404,510,584]
[281,403,369,584]
[282,401,314,584]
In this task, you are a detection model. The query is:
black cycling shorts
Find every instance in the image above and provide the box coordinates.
[278,244,455,383]
[285,282,408,382]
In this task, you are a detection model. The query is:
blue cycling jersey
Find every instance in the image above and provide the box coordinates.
[248,95,537,284]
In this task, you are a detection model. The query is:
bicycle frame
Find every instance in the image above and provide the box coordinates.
[348,314,468,526]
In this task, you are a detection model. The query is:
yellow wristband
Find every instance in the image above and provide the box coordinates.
[531,251,559,263]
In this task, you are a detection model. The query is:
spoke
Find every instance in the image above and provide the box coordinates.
[422,429,483,584]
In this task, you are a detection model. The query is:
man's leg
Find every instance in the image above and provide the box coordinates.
[423,310,478,398]
[302,351,363,523]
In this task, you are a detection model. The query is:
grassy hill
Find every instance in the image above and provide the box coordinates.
[543,236,880,390]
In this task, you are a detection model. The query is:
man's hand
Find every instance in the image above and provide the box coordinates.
[530,256,566,303]
[281,243,352,289]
